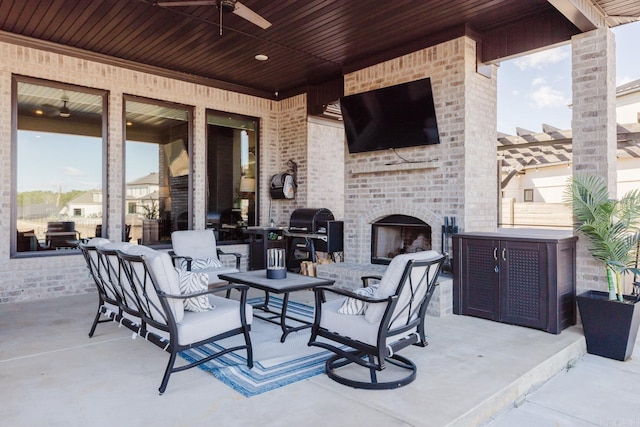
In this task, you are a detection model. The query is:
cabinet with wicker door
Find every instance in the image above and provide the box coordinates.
[453,230,577,334]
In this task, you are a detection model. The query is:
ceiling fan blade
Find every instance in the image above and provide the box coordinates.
[156,1,216,6]
[233,1,271,29]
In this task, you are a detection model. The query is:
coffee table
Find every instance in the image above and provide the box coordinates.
[218,270,334,342]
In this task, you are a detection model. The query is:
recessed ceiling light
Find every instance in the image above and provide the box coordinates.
[35,109,43,115]
[126,121,133,126]
[255,54,268,61]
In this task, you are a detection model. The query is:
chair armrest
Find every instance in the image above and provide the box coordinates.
[313,286,388,304]
[361,275,382,287]
[168,250,193,270]
[217,249,242,269]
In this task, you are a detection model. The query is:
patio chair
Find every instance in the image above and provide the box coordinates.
[45,221,80,249]
[117,244,253,394]
[170,229,242,285]
[79,238,120,336]
[94,242,145,335]
[308,250,445,389]
[16,229,44,252]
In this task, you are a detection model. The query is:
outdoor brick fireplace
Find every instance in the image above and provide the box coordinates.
[315,37,498,318]
[371,215,432,264]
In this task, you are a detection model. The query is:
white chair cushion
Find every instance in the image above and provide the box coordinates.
[322,298,419,347]
[177,295,253,346]
[121,245,184,323]
[171,230,219,260]
[99,242,139,314]
[100,241,134,252]
[337,285,378,315]
[86,237,110,247]
[175,269,214,312]
[364,250,442,324]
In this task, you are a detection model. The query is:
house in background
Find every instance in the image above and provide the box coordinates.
[124,172,160,217]
[499,78,640,229]
[61,172,160,242]
[65,190,103,218]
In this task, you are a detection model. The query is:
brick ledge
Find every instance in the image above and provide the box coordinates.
[349,160,441,175]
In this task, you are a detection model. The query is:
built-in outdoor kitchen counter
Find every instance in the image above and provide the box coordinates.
[452,228,577,334]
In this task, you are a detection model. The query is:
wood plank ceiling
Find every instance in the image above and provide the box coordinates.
[0,0,638,101]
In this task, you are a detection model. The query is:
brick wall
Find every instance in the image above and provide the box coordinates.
[268,99,346,225]
[0,40,277,303]
[343,37,498,263]
[0,34,499,303]
[306,117,345,220]
[270,95,308,226]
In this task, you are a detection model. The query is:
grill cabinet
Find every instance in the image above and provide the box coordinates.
[285,208,343,271]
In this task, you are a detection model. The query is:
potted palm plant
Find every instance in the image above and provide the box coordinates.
[565,174,640,361]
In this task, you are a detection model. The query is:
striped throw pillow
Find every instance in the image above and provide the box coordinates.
[176,268,214,312]
[179,257,224,270]
[337,285,378,315]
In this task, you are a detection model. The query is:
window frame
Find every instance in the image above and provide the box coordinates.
[122,94,194,245]
[523,188,534,203]
[11,75,108,257]
[205,109,260,240]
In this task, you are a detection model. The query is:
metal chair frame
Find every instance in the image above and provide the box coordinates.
[308,255,444,389]
[95,245,147,335]
[80,243,142,337]
[169,247,242,271]
[118,251,253,394]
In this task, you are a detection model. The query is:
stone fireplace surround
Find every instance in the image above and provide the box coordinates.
[348,200,446,263]
[316,201,454,317]
[316,36,498,318]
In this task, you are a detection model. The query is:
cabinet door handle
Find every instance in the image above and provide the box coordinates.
[493,247,498,260]
[502,248,507,261]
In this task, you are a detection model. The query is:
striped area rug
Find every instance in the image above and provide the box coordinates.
[179,296,336,397]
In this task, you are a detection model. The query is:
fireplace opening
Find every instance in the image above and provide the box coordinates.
[371,215,432,265]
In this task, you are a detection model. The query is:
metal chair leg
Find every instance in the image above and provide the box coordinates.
[159,351,178,395]
[88,308,102,337]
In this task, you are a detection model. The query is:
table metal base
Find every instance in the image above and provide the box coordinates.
[251,291,311,343]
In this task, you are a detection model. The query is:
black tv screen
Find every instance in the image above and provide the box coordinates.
[340,77,440,153]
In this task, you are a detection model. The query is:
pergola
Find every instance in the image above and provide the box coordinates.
[499,123,640,188]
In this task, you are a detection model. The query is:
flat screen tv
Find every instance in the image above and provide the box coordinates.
[340,77,440,153]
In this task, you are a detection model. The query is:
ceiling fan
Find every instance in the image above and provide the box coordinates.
[40,96,71,118]
[156,0,271,34]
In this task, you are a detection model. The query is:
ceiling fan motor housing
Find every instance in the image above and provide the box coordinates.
[218,0,237,13]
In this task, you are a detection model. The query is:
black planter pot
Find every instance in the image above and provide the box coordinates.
[576,290,640,361]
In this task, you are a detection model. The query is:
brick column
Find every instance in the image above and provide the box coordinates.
[463,40,498,233]
[571,28,617,293]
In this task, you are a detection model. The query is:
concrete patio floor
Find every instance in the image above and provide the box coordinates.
[1,290,634,427]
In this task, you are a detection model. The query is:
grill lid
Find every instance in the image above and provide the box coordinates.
[288,208,334,233]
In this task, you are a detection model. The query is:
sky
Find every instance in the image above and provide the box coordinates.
[497,20,640,134]
[18,131,158,193]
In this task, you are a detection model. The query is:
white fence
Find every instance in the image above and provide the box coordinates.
[500,200,572,230]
